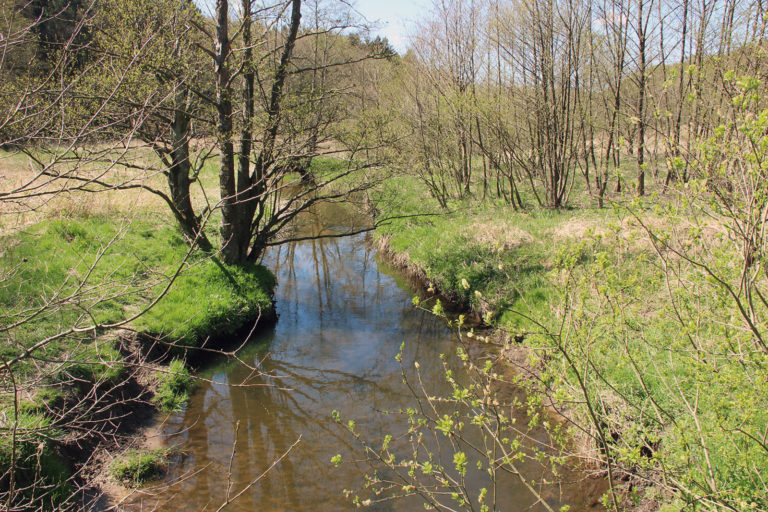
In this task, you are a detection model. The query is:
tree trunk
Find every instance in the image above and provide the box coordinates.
[247,0,302,262]
[236,0,256,262]
[214,0,242,264]
[636,0,647,197]
[168,103,212,251]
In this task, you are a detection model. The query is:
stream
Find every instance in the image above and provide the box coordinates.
[124,203,604,511]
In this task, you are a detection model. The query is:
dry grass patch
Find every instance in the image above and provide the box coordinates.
[550,217,607,240]
[462,218,533,250]
[551,215,676,250]
[0,147,216,235]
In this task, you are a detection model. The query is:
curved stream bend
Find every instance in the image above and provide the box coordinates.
[127,204,603,511]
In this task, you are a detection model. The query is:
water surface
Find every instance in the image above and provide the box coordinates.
[128,205,603,511]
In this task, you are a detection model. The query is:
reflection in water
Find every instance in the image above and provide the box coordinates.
[127,204,601,511]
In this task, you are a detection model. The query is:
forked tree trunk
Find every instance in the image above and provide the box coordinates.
[215,0,302,265]
[247,0,302,262]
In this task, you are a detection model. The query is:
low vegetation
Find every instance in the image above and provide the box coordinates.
[152,359,195,412]
[0,411,72,510]
[368,154,768,509]
[109,448,174,487]
[375,175,612,328]
[1,214,275,356]
[0,213,275,506]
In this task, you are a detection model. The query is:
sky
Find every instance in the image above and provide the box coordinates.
[194,1,432,54]
[351,0,432,53]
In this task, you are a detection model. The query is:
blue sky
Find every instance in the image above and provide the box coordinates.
[351,0,432,52]
[194,1,431,53]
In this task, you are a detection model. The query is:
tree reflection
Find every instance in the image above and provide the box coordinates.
[125,204,451,511]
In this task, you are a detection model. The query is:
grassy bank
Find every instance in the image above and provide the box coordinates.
[372,175,610,327]
[0,213,275,506]
[370,175,768,510]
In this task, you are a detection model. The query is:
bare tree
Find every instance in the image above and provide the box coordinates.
[631,0,653,196]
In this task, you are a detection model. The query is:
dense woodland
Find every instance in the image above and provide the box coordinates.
[1,0,767,510]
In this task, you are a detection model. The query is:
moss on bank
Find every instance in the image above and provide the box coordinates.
[152,359,195,412]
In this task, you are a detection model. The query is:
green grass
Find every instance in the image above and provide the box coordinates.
[371,172,768,508]
[372,175,610,330]
[0,213,275,505]
[0,215,275,367]
[152,359,195,412]
[0,411,72,509]
[530,218,768,508]
[61,340,125,385]
[135,259,275,349]
[109,448,173,487]
[309,156,350,178]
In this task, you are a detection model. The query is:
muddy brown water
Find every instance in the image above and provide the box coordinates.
[124,204,604,511]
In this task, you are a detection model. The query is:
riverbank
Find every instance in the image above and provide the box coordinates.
[0,214,276,509]
[106,197,612,512]
[368,175,768,510]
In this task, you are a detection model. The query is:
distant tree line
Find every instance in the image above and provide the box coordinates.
[365,0,768,208]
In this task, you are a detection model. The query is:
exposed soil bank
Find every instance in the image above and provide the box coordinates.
[134,305,278,368]
[74,308,278,511]
[0,215,278,509]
